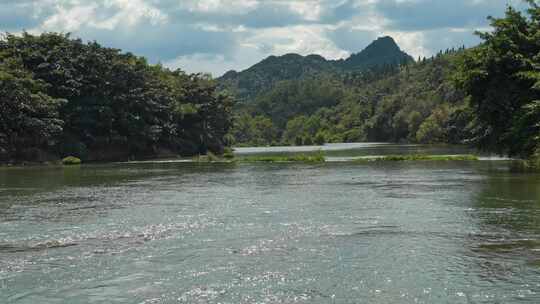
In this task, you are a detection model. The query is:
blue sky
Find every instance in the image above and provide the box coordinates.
[0,0,527,76]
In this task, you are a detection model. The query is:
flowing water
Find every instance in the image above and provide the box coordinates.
[0,144,539,303]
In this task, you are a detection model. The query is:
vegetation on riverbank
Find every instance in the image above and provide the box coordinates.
[237,151,326,163]
[355,154,479,162]
[237,153,478,163]
[192,150,481,164]
[192,150,326,163]
[62,156,82,166]
[1,2,538,167]
[0,33,234,164]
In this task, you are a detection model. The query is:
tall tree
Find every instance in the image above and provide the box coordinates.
[0,59,64,161]
[456,0,540,157]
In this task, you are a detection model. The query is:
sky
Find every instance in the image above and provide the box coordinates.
[0,0,528,76]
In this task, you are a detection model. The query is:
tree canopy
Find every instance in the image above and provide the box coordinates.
[232,50,471,147]
[0,32,234,162]
[456,0,540,157]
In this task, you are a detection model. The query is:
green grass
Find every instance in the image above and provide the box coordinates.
[355,154,479,162]
[191,152,477,164]
[238,151,325,163]
[62,156,82,165]
[223,148,235,159]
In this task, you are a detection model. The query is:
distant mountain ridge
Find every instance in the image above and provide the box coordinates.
[336,36,413,70]
[218,36,414,101]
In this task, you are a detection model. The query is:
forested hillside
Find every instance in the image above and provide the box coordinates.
[0,33,233,163]
[231,0,540,164]
[0,1,538,165]
[218,36,413,102]
[232,50,470,147]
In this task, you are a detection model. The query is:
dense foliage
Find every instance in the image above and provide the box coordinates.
[2,1,539,163]
[0,33,233,162]
[456,0,540,158]
[232,49,471,147]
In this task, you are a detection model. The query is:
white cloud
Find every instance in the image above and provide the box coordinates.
[287,0,323,21]
[164,45,264,76]
[182,0,259,13]
[383,30,428,58]
[102,0,168,27]
[41,3,98,32]
[244,25,350,60]
[5,0,520,75]
[38,0,168,32]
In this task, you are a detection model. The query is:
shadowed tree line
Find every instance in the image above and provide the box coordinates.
[0,32,234,163]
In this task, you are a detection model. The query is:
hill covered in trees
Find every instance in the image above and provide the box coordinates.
[1,1,538,165]
[231,50,470,147]
[230,1,540,164]
[0,33,233,163]
[222,35,471,148]
[218,36,413,102]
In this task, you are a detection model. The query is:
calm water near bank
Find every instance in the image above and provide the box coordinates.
[1,144,539,303]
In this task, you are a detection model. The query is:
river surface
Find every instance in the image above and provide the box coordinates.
[1,143,539,303]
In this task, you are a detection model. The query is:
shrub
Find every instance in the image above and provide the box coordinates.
[355,154,478,162]
[314,132,326,145]
[223,147,235,159]
[194,151,222,162]
[62,156,82,165]
[239,150,326,163]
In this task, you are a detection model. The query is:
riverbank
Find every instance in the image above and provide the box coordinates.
[1,143,526,169]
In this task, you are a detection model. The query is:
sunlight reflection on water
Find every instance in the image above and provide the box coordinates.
[0,144,539,303]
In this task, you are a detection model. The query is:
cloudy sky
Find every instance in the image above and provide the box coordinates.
[0,0,527,76]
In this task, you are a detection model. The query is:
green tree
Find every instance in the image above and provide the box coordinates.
[0,32,234,162]
[455,1,540,157]
[0,60,65,161]
[283,116,309,145]
[416,105,451,143]
[314,132,326,145]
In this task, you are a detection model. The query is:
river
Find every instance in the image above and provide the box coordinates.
[0,144,539,303]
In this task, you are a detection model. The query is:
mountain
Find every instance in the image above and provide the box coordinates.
[231,49,472,148]
[337,36,413,70]
[218,36,414,102]
[219,53,338,102]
